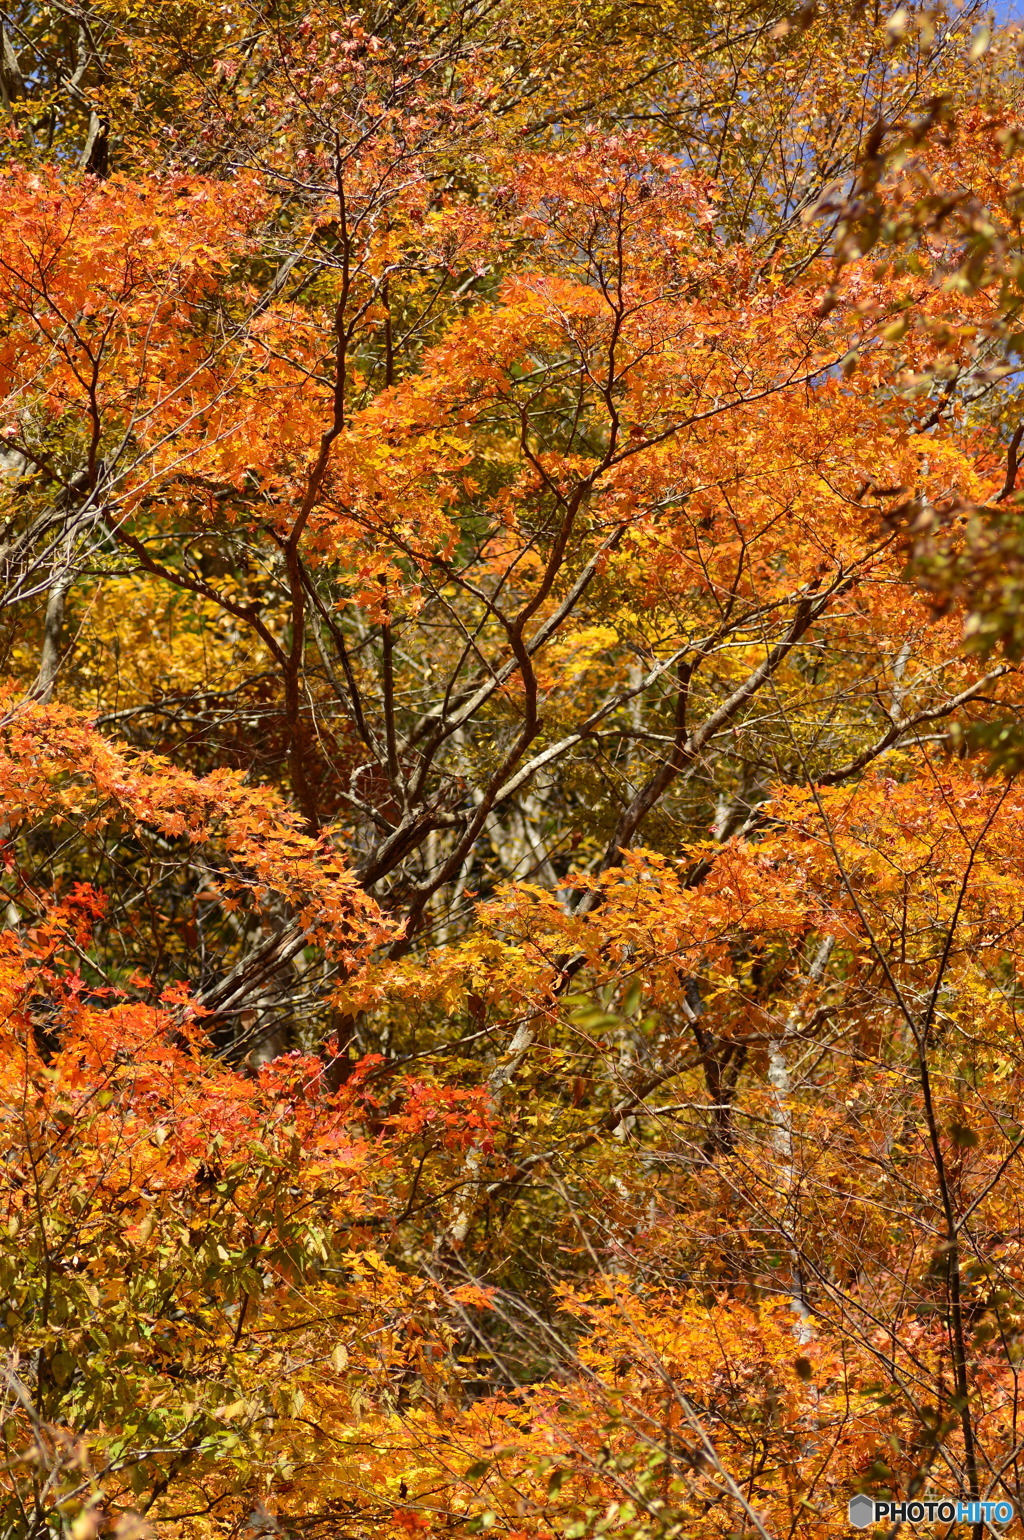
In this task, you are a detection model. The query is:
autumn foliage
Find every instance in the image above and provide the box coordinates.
[5,0,1024,1535]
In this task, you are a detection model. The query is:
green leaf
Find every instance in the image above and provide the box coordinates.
[621,978,643,1016]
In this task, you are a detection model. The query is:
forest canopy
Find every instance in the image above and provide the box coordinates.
[3,0,1024,1535]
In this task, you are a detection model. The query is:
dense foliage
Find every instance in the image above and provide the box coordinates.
[3,0,1024,1534]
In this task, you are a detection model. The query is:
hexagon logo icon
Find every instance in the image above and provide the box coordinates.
[848,1494,875,1528]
